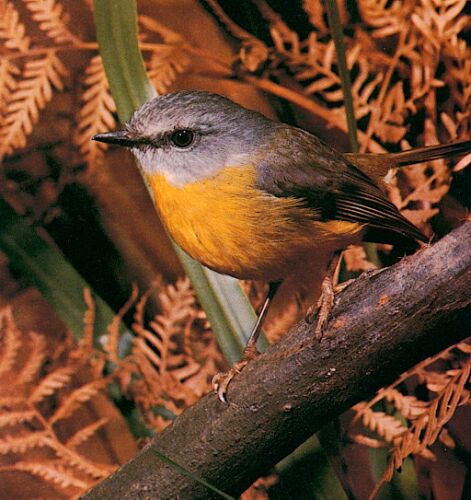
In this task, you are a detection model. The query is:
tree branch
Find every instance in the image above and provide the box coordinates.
[84,222,471,499]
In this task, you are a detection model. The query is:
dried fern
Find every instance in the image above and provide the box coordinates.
[22,0,81,45]
[11,461,88,489]
[0,52,67,158]
[74,55,117,167]
[0,1,30,51]
[0,308,22,377]
[351,341,471,498]
[66,417,108,450]
[0,306,117,495]
[100,278,223,431]
[0,432,52,454]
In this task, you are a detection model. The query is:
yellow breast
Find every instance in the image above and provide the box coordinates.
[145,166,361,281]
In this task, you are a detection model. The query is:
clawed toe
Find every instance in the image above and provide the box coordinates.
[212,360,249,403]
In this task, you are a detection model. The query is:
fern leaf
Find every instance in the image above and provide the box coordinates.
[146,46,190,94]
[75,55,117,166]
[28,366,73,404]
[0,431,51,454]
[0,307,22,377]
[303,0,328,33]
[52,443,116,478]
[0,52,68,158]
[65,417,108,449]
[0,60,20,120]
[0,396,24,406]
[16,331,47,386]
[384,389,428,420]
[104,284,138,363]
[0,1,30,51]
[362,407,408,444]
[48,380,106,424]
[22,0,81,45]
[14,461,89,489]
[0,410,36,428]
[82,289,95,349]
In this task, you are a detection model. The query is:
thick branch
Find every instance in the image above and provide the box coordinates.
[85,222,471,499]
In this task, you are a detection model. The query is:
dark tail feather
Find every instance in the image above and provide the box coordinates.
[345,140,471,183]
[388,140,471,167]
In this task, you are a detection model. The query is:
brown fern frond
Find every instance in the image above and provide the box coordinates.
[253,0,297,50]
[22,0,81,45]
[0,306,126,496]
[138,16,191,93]
[13,461,88,489]
[0,1,30,51]
[65,417,108,450]
[124,277,221,430]
[202,0,254,42]
[160,278,195,317]
[0,410,36,428]
[82,289,96,349]
[0,396,24,406]
[456,341,471,354]
[343,245,377,272]
[48,379,108,424]
[383,389,429,420]
[133,278,162,327]
[411,0,468,51]
[357,0,415,38]
[146,46,191,94]
[0,60,20,120]
[0,52,68,159]
[438,428,456,449]
[0,307,22,377]
[368,357,471,498]
[361,407,408,444]
[105,283,139,364]
[302,0,328,34]
[16,331,47,386]
[52,442,116,478]
[28,366,74,405]
[75,55,117,167]
[0,431,51,454]
[350,433,388,448]
[132,279,193,361]
[139,15,187,44]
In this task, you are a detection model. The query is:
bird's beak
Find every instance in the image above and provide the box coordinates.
[92,130,142,148]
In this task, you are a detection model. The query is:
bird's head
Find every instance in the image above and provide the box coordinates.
[92,91,276,187]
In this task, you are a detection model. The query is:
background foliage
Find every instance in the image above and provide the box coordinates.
[0,1,470,498]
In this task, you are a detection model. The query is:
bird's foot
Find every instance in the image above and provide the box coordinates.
[305,277,354,340]
[212,345,259,403]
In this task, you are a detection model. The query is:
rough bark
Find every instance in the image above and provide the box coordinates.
[84,222,471,499]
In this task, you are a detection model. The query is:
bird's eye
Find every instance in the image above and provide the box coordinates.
[170,129,195,148]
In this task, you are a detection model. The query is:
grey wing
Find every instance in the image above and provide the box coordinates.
[256,126,427,245]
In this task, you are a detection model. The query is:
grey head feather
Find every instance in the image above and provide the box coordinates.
[126,91,279,186]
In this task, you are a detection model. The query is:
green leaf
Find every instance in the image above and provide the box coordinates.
[93,0,265,363]
[0,197,126,343]
[93,0,154,123]
[325,0,358,154]
[275,435,348,500]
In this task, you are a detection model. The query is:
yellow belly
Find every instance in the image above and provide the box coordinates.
[145,166,361,281]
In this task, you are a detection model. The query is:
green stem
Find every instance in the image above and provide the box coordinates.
[325,0,358,153]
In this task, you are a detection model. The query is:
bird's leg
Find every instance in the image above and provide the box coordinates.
[306,252,343,340]
[213,281,281,403]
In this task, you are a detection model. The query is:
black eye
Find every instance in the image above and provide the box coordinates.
[170,129,195,148]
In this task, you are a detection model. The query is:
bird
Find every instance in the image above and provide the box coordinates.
[93,90,471,401]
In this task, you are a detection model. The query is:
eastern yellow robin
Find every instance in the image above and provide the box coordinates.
[93,91,470,401]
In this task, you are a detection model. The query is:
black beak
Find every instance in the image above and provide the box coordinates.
[92,130,142,148]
